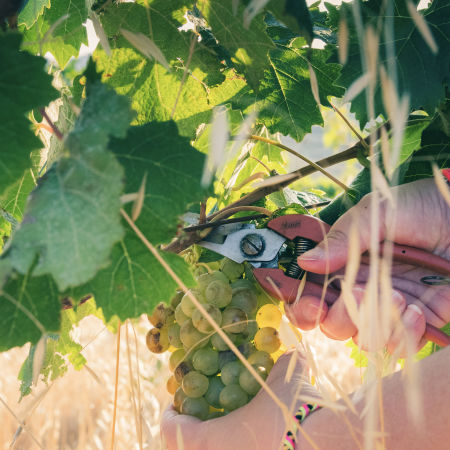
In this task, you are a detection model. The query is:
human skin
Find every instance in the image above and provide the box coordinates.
[285,178,450,353]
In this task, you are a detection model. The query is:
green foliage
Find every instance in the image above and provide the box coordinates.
[5,82,133,290]
[18,0,50,28]
[0,33,58,197]
[328,0,450,127]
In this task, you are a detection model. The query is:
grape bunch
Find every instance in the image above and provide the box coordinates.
[145,258,285,420]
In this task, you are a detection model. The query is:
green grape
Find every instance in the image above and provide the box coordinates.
[220,258,245,282]
[146,327,169,353]
[174,360,194,384]
[167,322,182,348]
[197,271,229,292]
[211,331,239,351]
[219,384,248,411]
[205,376,225,409]
[147,302,174,328]
[167,374,180,395]
[221,361,243,385]
[231,279,254,292]
[169,348,187,372]
[192,348,220,376]
[181,397,209,420]
[254,327,281,354]
[230,289,258,315]
[175,302,190,325]
[238,342,257,358]
[248,351,274,372]
[192,304,222,334]
[170,290,184,310]
[256,303,282,329]
[239,364,268,395]
[205,280,233,308]
[218,350,238,369]
[182,371,209,398]
[221,307,248,334]
[174,387,188,412]
[181,289,205,317]
[180,319,209,350]
[239,319,258,341]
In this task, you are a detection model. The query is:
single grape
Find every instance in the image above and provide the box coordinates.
[218,350,237,369]
[167,374,180,395]
[254,327,281,354]
[219,384,248,411]
[181,397,209,420]
[256,303,282,329]
[146,327,169,353]
[221,361,243,385]
[239,364,268,395]
[192,348,220,376]
[180,319,209,350]
[211,331,240,351]
[207,410,225,420]
[192,304,222,334]
[182,371,209,398]
[197,271,229,292]
[170,290,184,310]
[220,258,245,282]
[167,322,182,348]
[174,360,194,384]
[240,319,258,341]
[175,303,190,325]
[205,280,233,308]
[229,289,257,315]
[169,348,187,372]
[238,342,257,358]
[231,279,254,292]
[248,351,274,372]
[180,289,205,317]
[205,376,225,409]
[147,302,174,328]
[174,387,188,412]
[221,307,248,334]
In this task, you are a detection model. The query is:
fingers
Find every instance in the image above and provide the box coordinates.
[386,304,427,356]
[161,406,202,450]
[298,193,387,274]
[284,294,328,330]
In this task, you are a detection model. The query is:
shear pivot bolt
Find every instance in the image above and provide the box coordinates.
[240,233,264,257]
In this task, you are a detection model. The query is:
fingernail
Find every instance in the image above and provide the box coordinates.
[403,304,423,327]
[391,290,405,309]
[304,302,320,320]
[299,246,324,261]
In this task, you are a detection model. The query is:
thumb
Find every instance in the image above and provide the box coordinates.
[298,194,385,274]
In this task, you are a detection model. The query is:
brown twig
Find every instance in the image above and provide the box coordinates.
[39,108,63,141]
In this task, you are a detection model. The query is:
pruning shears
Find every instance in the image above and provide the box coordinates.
[198,214,450,347]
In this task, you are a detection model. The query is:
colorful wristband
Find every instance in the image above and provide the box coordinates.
[282,403,321,450]
[442,169,450,186]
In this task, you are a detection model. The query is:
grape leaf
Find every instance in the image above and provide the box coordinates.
[328,0,450,127]
[94,0,246,138]
[396,117,431,166]
[18,297,105,398]
[256,38,344,141]
[0,270,61,351]
[18,0,50,28]
[21,0,88,68]
[72,121,205,320]
[196,0,274,90]
[6,82,134,290]
[0,33,58,197]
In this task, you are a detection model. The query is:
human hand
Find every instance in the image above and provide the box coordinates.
[285,178,450,353]
[160,351,318,450]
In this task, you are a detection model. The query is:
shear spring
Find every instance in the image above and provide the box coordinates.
[285,237,315,278]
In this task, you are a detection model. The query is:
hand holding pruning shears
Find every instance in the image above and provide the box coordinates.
[199,178,450,352]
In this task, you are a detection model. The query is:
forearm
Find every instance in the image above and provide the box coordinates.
[298,347,450,450]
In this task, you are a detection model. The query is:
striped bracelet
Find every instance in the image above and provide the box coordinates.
[282,403,321,450]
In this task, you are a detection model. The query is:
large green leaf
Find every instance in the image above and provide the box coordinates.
[5,82,134,290]
[94,0,246,138]
[328,0,450,127]
[72,121,204,320]
[256,38,344,141]
[0,33,58,197]
[196,0,274,89]
[0,270,61,351]
[21,0,88,68]
[18,0,50,28]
